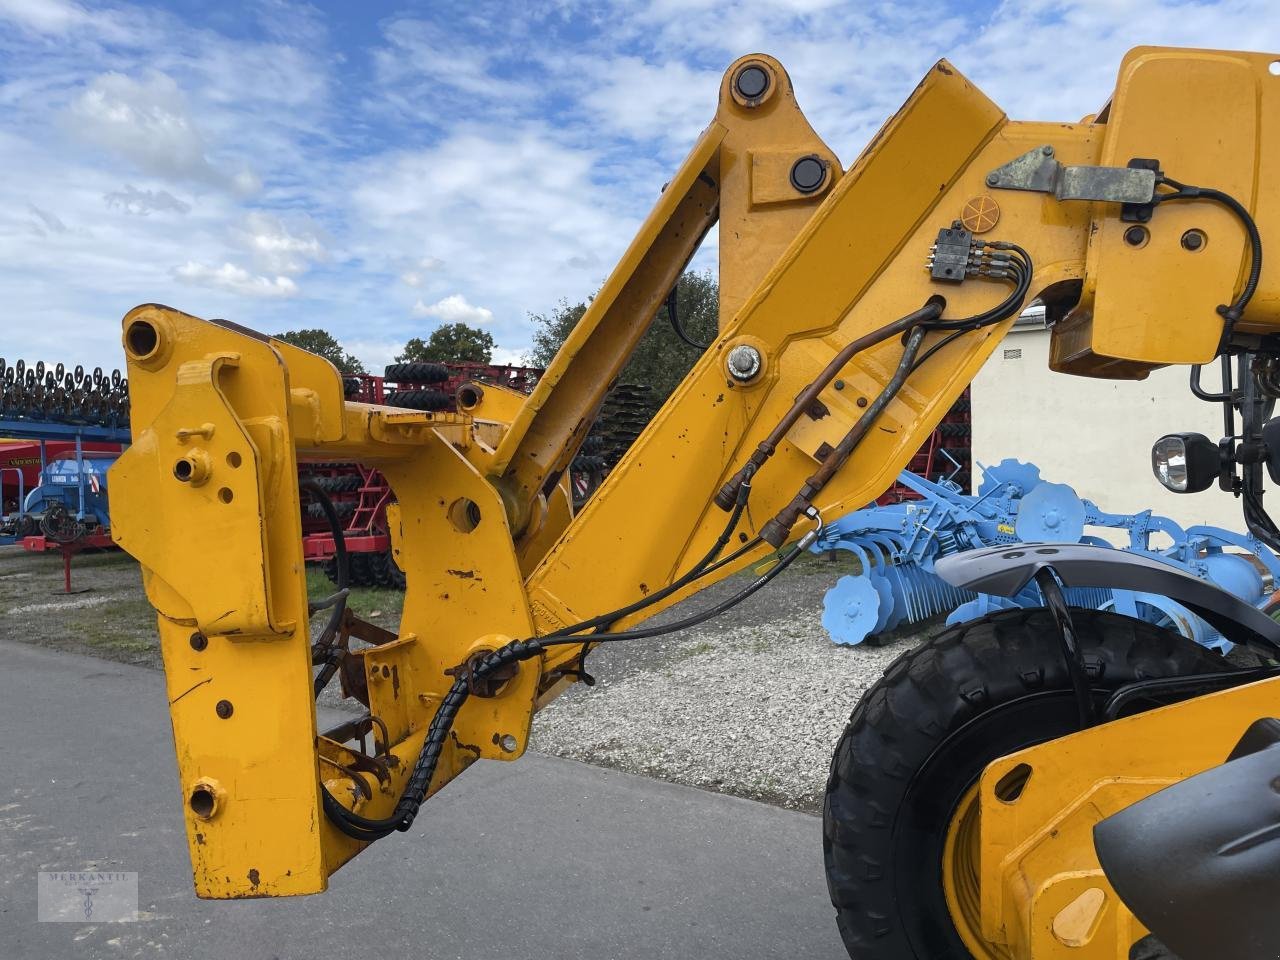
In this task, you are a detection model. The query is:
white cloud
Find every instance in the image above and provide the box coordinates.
[236,211,325,275]
[174,261,298,298]
[490,346,531,367]
[574,55,721,145]
[103,184,191,216]
[27,204,67,235]
[411,293,494,325]
[352,129,632,352]
[344,338,402,375]
[66,71,258,195]
[401,256,444,287]
[6,0,1280,377]
[0,0,91,34]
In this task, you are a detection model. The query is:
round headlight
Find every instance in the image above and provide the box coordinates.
[1151,433,1219,494]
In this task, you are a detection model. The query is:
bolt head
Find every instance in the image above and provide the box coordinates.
[499,733,519,753]
[215,700,234,719]
[189,632,208,652]
[1041,145,1054,156]
[986,173,999,186]
[1181,229,1205,251]
[1124,225,1148,247]
[726,344,762,382]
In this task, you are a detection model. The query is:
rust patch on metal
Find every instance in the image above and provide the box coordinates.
[447,568,476,579]
[247,868,260,889]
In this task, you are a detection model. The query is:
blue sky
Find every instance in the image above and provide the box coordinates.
[2,0,1278,374]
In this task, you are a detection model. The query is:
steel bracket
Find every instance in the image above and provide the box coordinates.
[985,145,1157,204]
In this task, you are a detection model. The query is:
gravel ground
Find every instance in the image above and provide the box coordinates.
[531,553,944,813]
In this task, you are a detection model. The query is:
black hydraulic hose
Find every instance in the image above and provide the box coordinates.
[761,326,927,546]
[324,457,770,842]
[323,525,820,842]
[714,299,945,511]
[300,479,349,696]
[1034,567,1096,729]
[556,463,758,640]
[1155,178,1263,350]
[667,285,711,351]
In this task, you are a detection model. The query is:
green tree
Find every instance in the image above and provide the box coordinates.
[397,322,496,364]
[528,270,718,401]
[273,328,366,374]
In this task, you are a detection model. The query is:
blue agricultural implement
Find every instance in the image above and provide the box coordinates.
[2,451,119,544]
[812,459,1280,652]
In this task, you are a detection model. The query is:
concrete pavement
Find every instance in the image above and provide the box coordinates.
[0,640,848,959]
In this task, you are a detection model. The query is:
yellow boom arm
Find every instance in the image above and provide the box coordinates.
[109,46,1279,913]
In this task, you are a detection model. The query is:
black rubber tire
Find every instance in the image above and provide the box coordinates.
[348,551,375,587]
[306,500,355,521]
[1129,935,1181,959]
[370,550,406,589]
[823,607,1225,959]
[383,361,448,384]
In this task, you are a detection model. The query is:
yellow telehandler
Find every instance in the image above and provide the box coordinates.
[110,45,1280,960]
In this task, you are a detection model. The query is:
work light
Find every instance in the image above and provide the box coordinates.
[1151,433,1220,493]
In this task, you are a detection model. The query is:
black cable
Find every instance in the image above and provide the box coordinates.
[922,243,1031,332]
[325,240,1035,840]
[902,245,1032,376]
[909,329,968,375]
[1155,178,1263,350]
[322,524,819,842]
[562,465,758,641]
[667,285,711,351]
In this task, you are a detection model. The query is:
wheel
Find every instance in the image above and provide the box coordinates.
[823,607,1224,959]
[370,550,406,589]
[1128,935,1180,959]
[348,551,375,587]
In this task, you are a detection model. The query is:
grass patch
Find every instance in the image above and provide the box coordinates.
[305,564,403,629]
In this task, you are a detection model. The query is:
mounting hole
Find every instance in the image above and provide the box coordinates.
[995,763,1033,803]
[173,458,194,482]
[457,384,483,410]
[218,487,233,504]
[226,451,242,469]
[1270,60,1280,76]
[125,319,160,360]
[189,784,218,820]
[448,498,481,533]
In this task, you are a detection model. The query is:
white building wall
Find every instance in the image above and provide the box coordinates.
[970,325,1247,535]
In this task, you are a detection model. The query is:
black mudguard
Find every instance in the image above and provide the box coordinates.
[934,542,1280,655]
